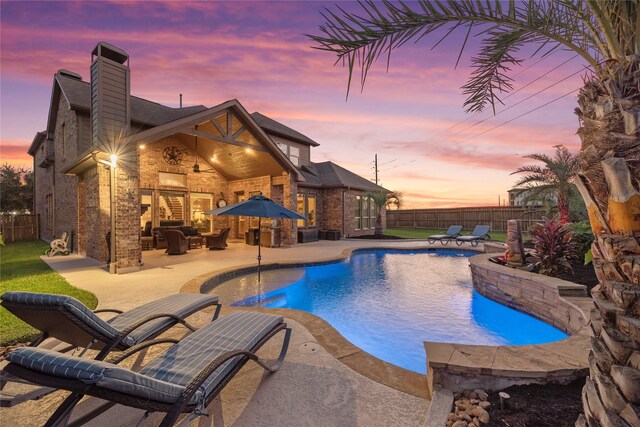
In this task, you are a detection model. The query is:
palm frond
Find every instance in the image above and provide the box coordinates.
[308,0,603,111]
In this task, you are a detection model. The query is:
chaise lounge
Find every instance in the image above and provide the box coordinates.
[427,225,463,245]
[0,292,220,407]
[455,225,491,247]
[4,311,291,427]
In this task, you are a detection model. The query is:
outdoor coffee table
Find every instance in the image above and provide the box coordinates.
[188,236,203,249]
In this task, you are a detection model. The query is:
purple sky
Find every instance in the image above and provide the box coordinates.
[0,1,588,208]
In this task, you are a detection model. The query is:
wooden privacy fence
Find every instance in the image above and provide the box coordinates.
[385,207,545,232]
[1,214,39,242]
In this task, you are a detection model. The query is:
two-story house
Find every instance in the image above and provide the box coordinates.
[28,42,387,273]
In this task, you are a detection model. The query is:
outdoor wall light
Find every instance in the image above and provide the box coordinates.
[110,154,118,167]
[245,147,253,154]
[139,144,146,149]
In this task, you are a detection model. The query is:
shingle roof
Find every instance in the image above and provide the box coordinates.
[56,74,207,127]
[299,161,388,192]
[250,112,319,147]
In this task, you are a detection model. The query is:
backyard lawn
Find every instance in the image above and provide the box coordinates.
[0,240,97,345]
[385,228,509,242]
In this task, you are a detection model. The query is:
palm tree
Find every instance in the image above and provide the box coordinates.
[511,145,579,223]
[367,190,389,237]
[309,2,639,425]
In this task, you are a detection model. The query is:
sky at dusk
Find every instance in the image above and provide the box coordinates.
[0,1,590,208]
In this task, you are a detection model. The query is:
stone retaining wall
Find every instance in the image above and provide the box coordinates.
[425,254,594,395]
[470,254,588,334]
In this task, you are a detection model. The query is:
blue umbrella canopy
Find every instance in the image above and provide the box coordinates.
[204,195,306,295]
[204,195,306,220]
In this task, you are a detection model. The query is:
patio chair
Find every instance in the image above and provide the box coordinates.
[0,292,221,407]
[165,229,189,255]
[455,225,491,247]
[4,311,291,427]
[427,225,463,245]
[207,227,230,250]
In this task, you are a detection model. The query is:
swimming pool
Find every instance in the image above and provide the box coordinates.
[223,249,568,374]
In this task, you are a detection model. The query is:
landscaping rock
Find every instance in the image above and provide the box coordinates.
[478,401,491,409]
[474,389,489,401]
[451,421,468,427]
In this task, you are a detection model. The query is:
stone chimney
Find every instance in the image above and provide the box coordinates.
[90,42,130,153]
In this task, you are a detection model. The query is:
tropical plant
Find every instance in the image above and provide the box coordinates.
[511,145,579,224]
[367,190,389,237]
[310,2,639,425]
[531,216,581,276]
[386,191,403,210]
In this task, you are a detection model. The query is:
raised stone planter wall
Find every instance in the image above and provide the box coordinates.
[425,253,594,395]
[470,254,588,334]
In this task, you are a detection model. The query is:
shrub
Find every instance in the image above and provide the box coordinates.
[569,221,595,264]
[530,216,581,277]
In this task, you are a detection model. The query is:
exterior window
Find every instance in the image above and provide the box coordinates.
[61,123,65,157]
[354,196,362,230]
[370,196,377,228]
[45,194,53,229]
[190,193,213,233]
[274,142,300,166]
[159,191,185,222]
[289,146,300,166]
[159,172,186,187]
[307,195,316,227]
[362,197,370,229]
[296,193,305,227]
[140,190,153,234]
[276,142,287,153]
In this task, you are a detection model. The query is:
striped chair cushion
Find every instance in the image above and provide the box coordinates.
[107,294,219,345]
[140,311,284,402]
[1,292,127,346]
[6,311,284,405]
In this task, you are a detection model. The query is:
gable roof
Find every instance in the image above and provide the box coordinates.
[56,73,207,127]
[251,112,319,147]
[299,161,388,192]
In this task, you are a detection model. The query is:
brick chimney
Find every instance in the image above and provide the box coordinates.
[90,42,130,153]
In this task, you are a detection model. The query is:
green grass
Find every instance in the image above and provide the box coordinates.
[385,228,509,242]
[0,240,98,345]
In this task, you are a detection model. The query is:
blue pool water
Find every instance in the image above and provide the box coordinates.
[232,249,568,374]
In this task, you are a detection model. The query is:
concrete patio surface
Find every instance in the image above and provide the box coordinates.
[2,312,428,426]
[4,239,463,426]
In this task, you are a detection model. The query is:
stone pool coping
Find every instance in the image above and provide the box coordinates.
[424,253,594,395]
[180,245,483,400]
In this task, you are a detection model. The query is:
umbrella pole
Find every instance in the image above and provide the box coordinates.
[257,216,262,306]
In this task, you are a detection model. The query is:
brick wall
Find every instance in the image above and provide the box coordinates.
[50,97,80,248]
[33,142,54,242]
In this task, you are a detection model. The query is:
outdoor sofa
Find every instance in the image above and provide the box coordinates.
[4,311,291,427]
[0,292,220,407]
[427,225,463,245]
[455,225,491,247]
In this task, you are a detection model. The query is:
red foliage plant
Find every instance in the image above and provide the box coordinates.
[530,215,581,277]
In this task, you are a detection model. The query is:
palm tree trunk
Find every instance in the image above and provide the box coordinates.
[574,56,640,427]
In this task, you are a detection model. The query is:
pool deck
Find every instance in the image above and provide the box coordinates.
[3,239,456,426]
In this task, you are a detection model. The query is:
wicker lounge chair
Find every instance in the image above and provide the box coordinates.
[4,311,291,427]
[207,227,230,250]
[427,225,463,245]
[165,229,189,255]
[0,292,221,407]
[455,225,491,247]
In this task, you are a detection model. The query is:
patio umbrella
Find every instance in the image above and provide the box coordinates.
[204,195,306,292]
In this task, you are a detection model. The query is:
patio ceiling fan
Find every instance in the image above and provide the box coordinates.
[192,125,217,174]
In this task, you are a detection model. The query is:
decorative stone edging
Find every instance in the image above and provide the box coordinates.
[424,253,594,395]
[180,245,483,400]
